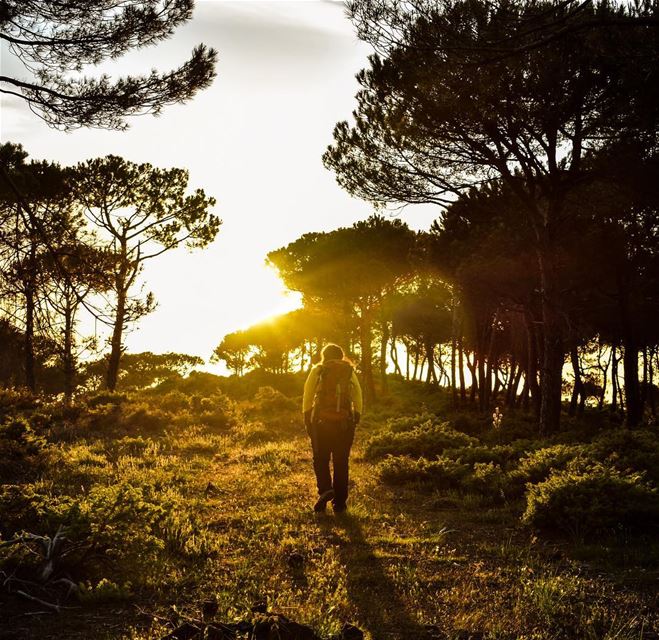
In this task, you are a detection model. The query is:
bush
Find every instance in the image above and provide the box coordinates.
[386,413,440,433]
[85,391,127,408]
[588,429,659,485]
[0,483,75,537]
[77,578,133,604]
[378,456,470,487]
[522,463,659,536]
[0,388,39,419]
[508,444,586,496]
[0,417,49,481]
[443,443,524,468]
[463,462,510,501]
[123,405,171,432]
[250,386,299,414]
[364,420,478,460]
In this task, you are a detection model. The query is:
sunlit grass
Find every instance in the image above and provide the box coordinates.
[1,387,657,639]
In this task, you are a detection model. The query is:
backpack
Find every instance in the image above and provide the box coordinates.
[312,360,354,423]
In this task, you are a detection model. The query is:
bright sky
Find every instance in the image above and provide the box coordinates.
[0,1,438,367]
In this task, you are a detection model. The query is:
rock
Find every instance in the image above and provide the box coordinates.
[340,623,364,640]
[287,552,305,570]
[252,613,321,640]
[250,601,268,613]
[161,622,201,640]
[454,631,484,640]
[205,623,240,639]
[202,597,219,619]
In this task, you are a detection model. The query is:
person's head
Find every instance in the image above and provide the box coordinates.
[321,343,344,363]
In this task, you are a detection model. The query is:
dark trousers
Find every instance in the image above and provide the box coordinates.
[310,419,355,507]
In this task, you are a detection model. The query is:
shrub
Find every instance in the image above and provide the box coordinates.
[0,417,49,481]
[450,413,489,436]
[522,463,659,536]
[378,456,470,488]
[251,386,299,414]
[0,388,39,419]
[463,462,510,501]
[509,444,587,495]
[123,405,171,432]
[77,578,133,604]
[588,429,659,485]
[153,391,190,413]
[0,483,75,537]
[364,421,478,460]
[443,444,523,468]
[85,391,127,408]
[386,413,440,433]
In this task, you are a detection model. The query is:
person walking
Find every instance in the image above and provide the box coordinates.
[302,344,363,514]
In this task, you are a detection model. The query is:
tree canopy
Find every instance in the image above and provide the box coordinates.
[0,0,217,129]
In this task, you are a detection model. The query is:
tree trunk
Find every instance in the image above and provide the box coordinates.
[458,337,466,403]
[649,347,656,418]
[538,249,564,434]
[390,336,402,376]
[477,346,487,412]
[359,306,376,402]
[467,351,477,404]
[524,310,541,420]
[598,344,610,410]
[405,343,410,381]
[425,342,436,385]
[568,346,583,418]
[451,300,458,406]
[611,344,619,413]
[106,286,127,392]
[24,234,37,393]
[63,294,75,403]
[379,320,389,394]
[620,283,642,427]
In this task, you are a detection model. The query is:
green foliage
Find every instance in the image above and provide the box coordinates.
[251,386,299,415]
[77,578,133,604]
[0,388,39,418]
[0,483,74,537]
[523,463,659,536]
[386,412,439,433]
[463,462,509,501]
[588,429,659,485]
[442,443,525,468]
[509,444,587,495]
[86,391,128,408]
[1,2,217,130]
[378,456,470,488]
[364,419,478,460]
[0,417,49,481]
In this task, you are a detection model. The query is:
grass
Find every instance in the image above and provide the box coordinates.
[0,387,657,639]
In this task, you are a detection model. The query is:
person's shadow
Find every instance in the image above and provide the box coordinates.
[316,513,426,639]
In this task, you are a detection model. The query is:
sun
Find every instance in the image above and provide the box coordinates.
[231,263,303,331]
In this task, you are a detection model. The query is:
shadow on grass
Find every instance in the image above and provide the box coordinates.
[317,512,426,640]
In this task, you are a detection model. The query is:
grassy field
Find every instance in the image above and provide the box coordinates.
[1,382,658,639]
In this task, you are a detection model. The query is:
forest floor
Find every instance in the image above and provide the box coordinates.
[1,386,658,640]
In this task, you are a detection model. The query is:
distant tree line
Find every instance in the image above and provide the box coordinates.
[0,144,219,399]
[215,0,658,432]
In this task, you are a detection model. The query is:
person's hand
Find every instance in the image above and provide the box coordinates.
[353,412,361,426]
[304,410,313,434]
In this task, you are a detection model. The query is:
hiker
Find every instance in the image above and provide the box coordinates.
[302,344,363,513]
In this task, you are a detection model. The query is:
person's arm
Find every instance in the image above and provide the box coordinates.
[302,367,320,426]
[351,369,363,421]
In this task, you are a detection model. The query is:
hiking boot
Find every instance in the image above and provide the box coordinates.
[313,489,334,513]
[333,502,347,514]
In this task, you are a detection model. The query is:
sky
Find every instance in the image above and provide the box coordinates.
[0,1,438,368]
